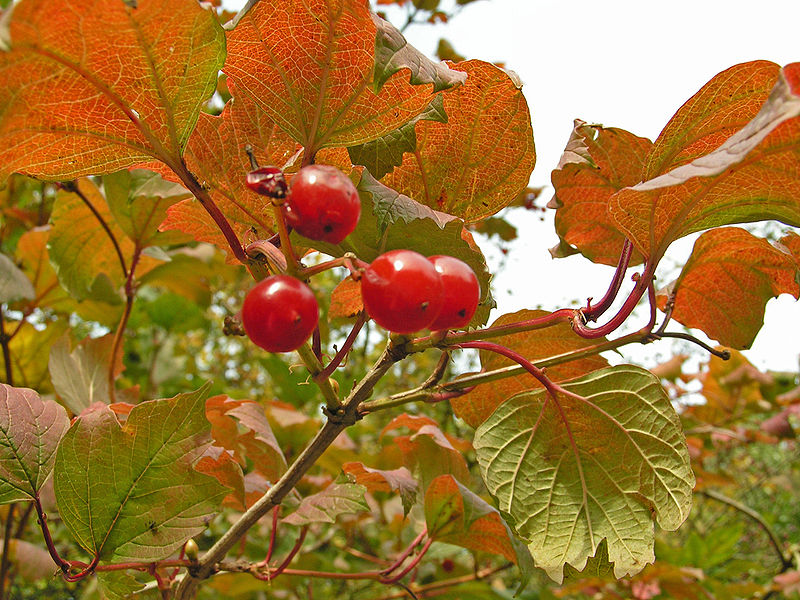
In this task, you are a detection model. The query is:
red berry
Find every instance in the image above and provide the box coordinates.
[427,255,480,330]
[246,166,287,198]
[284,165,360,244]
[361,250,443,334]
[241,275,318,353]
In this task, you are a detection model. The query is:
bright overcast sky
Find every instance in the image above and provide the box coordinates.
[224,0,800,371]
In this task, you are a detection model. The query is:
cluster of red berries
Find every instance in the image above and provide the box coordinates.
[360,250,480,335]
[240,163,480,353]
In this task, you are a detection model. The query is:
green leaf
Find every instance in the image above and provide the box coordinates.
[561,538,615,583]
[4,320,70,392]
[424,474,534,590]
[103,169,190,248]
[307,170,494,326]
[97,571,158,600]
[48,334,122,415]
[371,13,466,93]
[0,253,34,304]
[48,180,127,303]
[474,365,694,582]
[282,483,368,526]
[0,384,69,504]
[53,383,229,561]
[348,94,448,179]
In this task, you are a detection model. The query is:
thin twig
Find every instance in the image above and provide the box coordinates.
[61,181,128,278]
[0,311,14,386]
[699,489,792,570]
[654,332,730,359]
[318,312,367,379]
[0,503,16,600]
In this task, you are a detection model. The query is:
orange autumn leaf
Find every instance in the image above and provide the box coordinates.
[382,60,535,221]
[452,309,608,428]
[549,120,651,265]
[160,92,300,262]
[223,0,462,153]
[0,0,224,181]
[609,61,800,262]
[657,227,800,349]
[328,277,363,320]
[424,474,531,569]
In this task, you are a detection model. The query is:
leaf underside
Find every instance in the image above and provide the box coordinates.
[474,365,694,582]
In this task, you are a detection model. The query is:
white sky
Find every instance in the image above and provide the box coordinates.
[224,0,800,372]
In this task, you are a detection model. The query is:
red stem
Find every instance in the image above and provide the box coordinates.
[454,341,559,397]
[35,495,71,575]
[417,308,573,347]
[167,158,250,265]
[379,536,433,584]
[381,529,427,576]
[254,527,308,581]
[318,312,367,379]
[582,239,634,322]
[571,261,656,339]
[260,506,280,567]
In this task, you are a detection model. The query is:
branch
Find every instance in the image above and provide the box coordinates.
[404,308,574,354]
[700,489,792,570]
[172,342,407,600]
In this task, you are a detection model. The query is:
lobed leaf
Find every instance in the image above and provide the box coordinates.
[282,482,368,526]
[424,474,534,584]
[381,60,535,222]
[474,365,694,582]
[371,13,466,93]
[0,0,225,180]
[609,62,800,261]
[223,0,452,152]
[15,228,74,314]
[549,120,651,265]
[452,309,609,428]
[53,384,229,561]
[0,383,69,504]
[658,227,800,349]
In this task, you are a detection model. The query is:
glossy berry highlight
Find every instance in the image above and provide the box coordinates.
[361,249,444,334]
[427,255,480,330]
[245,166,287,199]
[241,275,319,353]
[283,164,360,244]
